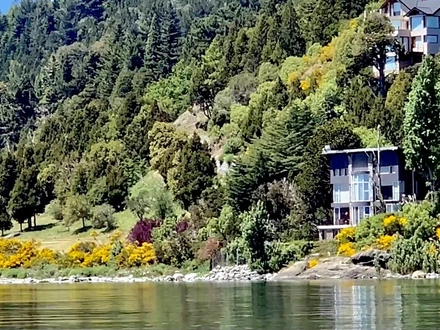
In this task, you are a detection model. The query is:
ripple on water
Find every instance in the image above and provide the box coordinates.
[0,280,438,329]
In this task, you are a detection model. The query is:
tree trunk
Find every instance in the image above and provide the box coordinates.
[19,222,23,232]
[378,61,386,98]
[1,228,3,236]
[33,214,37,228]
[82,217,86,229]
[27,217,32,230]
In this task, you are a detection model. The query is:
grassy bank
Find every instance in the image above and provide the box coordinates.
[4,210,138,251]
[0,263,210,280]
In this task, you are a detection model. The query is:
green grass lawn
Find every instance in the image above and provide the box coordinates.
[3,210,138,251]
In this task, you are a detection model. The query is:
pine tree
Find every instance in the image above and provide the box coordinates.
[8,166,40,231]
[259,104,314,179]
[169,134,216,209]
[278,0,305,58]
[0,197,12,236]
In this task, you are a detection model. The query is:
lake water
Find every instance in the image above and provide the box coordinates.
[0,280,439,329]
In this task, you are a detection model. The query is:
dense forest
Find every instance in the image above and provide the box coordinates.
[0,0,435,272]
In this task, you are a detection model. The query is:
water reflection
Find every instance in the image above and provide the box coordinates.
[0,281,439,329]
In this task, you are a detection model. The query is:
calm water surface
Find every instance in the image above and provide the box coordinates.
[0,280,439,329]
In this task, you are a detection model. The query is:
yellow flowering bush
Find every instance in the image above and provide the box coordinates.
[376,235,396,251]
[82,245,111,267]
[337,242,356,257]
[118,243,156,268]
[383,215,406,235]
[335,227,356,243]
[0,239,57,269]
[436,227,440,240]
[0,236,156,271]
[427,243,438,256]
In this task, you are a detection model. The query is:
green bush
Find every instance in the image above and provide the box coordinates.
[267,242,301,272]
[3,268,28,279]
[401,201,437,240]
[91,204,117,230]
[389,236,440,274]
[354,214,386,249]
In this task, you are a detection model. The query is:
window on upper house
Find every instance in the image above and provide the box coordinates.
[352,206,371,226]
[333,168,347,176]
[352,174,371,202]
[381,186,393,200]
[333,183,349,203]
[426,16,439,29]
[393,182,400,200]
[411,16,423,31]
[425,35,438,44]
[386,204,399,213]
[392,2,401,16]
[412,36,423,51]
[400,37,410,52]
[380,166,392,174]
[391,19,401,31]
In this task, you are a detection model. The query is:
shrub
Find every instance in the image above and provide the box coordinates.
[176,219,190,234]
[375,235,396,251]
[153,235,195,268]
[82,245,112,267]
[91,204,117,230]
[267,242,304,272]
[312,240,338,256]
[401,201,437,240]
[117,243,156,268]
[239,202,273,273]
[383,215,406,235]
[63,195,92,229]
[389,236,440,274]
[0,239,57,269]
[335,227,355,243]
[128,219,161,245]
[198,238,222,262]
[337,242,356,257]
[47,199,64,221]
[354,214,386,248]
[65,241,97,266]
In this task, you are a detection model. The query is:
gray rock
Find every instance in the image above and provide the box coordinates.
[351,249,390,268]
[272,261,308,280]
[164,275,174,282]
[69,276,80,283]
[426,273,439,279]
[173,273,184,281]
[411,270,426,279]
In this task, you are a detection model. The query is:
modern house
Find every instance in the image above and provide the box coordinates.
[317,146,425,240]
[378,0,440,74]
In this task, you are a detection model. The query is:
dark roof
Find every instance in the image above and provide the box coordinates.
[380,0,417,9]
[322,146,399,156]
[408,0,440,15]
[381,0,440,15]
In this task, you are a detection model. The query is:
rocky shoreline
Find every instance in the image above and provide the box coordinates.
[1,251,439,285]
[0,265,275,285]
[272,250,440,281]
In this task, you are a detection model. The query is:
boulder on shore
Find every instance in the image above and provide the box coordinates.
[271,256,396,280]
[411,270,426,279]
[350,249,390,269]
[272,261,308,280]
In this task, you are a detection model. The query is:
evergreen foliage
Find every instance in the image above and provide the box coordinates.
[0,0,436,271]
